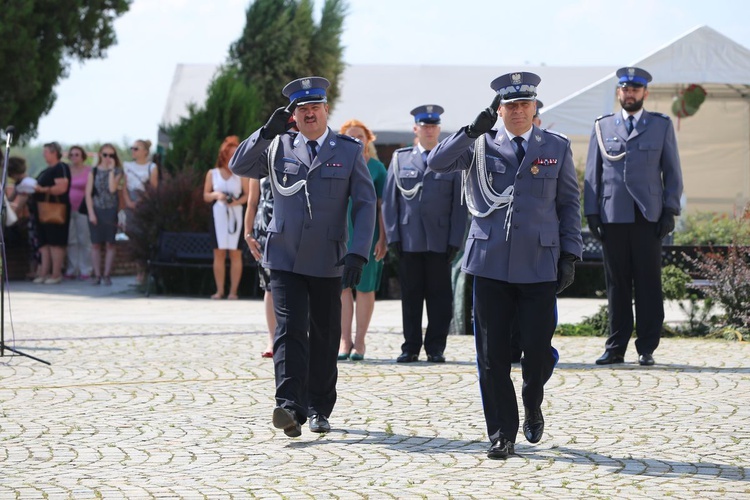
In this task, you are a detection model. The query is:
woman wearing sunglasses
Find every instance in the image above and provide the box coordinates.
[85,144,124,285]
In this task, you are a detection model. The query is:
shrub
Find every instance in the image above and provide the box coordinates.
[674,210,750,246]
[126,170,211,265]
[686,244,750,331]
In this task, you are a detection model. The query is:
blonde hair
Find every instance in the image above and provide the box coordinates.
[134,139,152,152]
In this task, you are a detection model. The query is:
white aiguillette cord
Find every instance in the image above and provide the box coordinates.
[267,136,313,218]
[462,136,514,240]
[595,120,626,162]
[391,150,422,200]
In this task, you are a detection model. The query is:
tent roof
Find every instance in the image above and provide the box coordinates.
[542,25,750,136]
[161,64,613,144]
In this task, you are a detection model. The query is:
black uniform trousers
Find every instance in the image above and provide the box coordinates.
[398,251,453,356]
[601,208,664,356]
[473,276,557,444]
[270,270,341,424]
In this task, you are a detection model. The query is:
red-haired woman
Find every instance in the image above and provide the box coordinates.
[203,136,249,299]
[337,120,388,360]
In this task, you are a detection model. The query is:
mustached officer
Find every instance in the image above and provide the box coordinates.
[428,72,582,459]
[382,105,467,364]
[585,67,683,367]
[230,76,376,438]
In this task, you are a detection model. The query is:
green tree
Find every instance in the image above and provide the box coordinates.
[229,0,348,118]
[0,0,131,141]
[164,0,348,172]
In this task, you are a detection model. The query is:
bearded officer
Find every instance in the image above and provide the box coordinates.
[230,76,376,438]
[382,105,467,364]
[585,67,683,367]
[428,72,582,459]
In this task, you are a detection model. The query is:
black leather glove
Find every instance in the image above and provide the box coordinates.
[586,214,605,242]
[388,242,402,258]
[447,245,459,263]
[556,252,578,295]
[466,93,503,139]
[656,211,676,239]
[260,99,298,140]
[337,253,367,289]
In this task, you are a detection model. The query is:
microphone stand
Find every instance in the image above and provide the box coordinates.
[1,126,50,364]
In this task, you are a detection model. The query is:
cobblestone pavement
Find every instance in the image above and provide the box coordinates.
[0,277,748,499]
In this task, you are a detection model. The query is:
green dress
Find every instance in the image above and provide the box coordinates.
[347,157,387,292]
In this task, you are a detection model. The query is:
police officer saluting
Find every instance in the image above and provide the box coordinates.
[230,76,376,437]
[382,105,467,363]
[428,72,582,459]
[585,67,683,367]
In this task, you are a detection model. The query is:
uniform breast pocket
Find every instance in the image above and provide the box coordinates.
[320,166,349,198]
[398,168,421,190]
[486,156,507,174]
[639,142,662,163]
[432,172,453,193]
[605,138,623,154]
[274,160,301,184]
[532,166,559,198]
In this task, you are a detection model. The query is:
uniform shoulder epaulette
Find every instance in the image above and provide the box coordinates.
[336,133,361,144]
[594,113,615,122]
[394,146,413,153]
[649,111,670,120]
[543,128,569,140]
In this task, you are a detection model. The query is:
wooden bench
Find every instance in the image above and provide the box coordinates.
[146,231,258,297]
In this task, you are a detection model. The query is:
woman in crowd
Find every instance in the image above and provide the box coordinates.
[31,142,71,284]
[338,120,388,361]
[5,156,38,278]
[244,175,276,358]
[123,139,159,284]
[65,145,92,280]
[203,136,248,300]
[86,144,124,286]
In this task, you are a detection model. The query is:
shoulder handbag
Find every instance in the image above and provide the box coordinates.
[37,164,69,224]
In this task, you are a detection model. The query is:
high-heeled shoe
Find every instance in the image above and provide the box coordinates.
[337,348,351,361]
[91,276,102,286]
[350,351,365,361]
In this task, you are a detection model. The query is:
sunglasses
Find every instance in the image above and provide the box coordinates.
[130,146,140,151]
[101,152,116,158]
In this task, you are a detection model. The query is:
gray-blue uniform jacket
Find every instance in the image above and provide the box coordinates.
[382,146,466,252]
[230,127,376,278]
[428,126,582,283]
[584,110,683,222]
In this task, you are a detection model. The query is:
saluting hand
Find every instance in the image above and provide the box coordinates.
[466,93,503,139]
[260,99,299,140]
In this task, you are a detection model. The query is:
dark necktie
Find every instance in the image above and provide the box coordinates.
[422,150,430,164]
[512,136,525,164]
[626,115,635,134]
[308,140,318,160]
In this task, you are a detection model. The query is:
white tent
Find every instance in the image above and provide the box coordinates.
[542,26,750,215]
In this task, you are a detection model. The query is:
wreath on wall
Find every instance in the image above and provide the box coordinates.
[671,84,707,118]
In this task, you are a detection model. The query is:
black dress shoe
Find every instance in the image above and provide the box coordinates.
[272,406,301,437]
[426,353,446,363]
[638,353,655,366]
[523,406,544,444]
[487,437,515,459]
[595,351,625,365]
[309,414,331,433]
[396,352,419,363]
